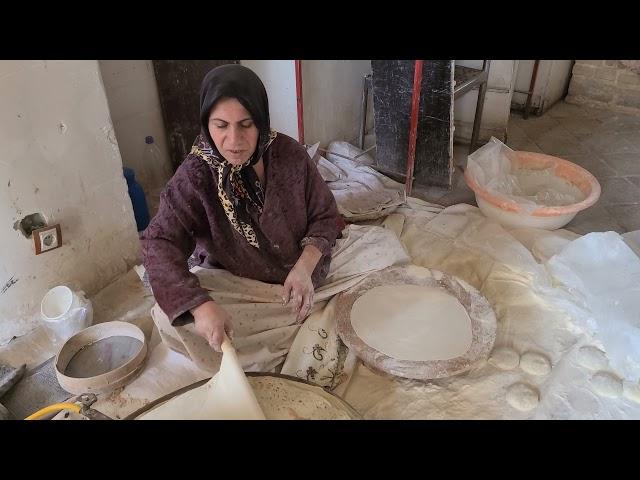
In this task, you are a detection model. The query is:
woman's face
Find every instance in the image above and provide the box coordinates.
[208,97,259,166]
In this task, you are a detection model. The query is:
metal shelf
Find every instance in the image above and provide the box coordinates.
[454,61,490,152]
[454,64,489,98]
[359,60,490,154]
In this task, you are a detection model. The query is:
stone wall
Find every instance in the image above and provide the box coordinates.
[566,60,640,113]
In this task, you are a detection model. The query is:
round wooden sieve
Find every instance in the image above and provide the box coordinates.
[55,321,148,395]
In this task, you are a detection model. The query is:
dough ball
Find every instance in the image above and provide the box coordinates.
[506,383,539,412]
[489,347,520,370]
[590,371,622,398]
[623,381,640,404]
[576,346,608,371]
[520,351,551,376]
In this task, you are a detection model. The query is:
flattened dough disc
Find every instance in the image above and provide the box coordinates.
[351,285,472,362]
[139,339,265,420]
[336,265,496,380]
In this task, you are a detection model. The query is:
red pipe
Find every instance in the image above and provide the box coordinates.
[524,60,540,119]
[405,60,424,196]
[294,60,304,145]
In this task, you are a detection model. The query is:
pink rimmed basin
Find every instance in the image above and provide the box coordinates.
[464,151,601,230]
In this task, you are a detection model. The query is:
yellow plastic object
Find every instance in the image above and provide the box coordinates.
[24,402,81,420]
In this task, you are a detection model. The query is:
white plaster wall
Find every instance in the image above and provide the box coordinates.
[301,60,372,147]
[512,60,548,110]
[511,60,573,113]
[240,60,298,140]
[454,60,518,143]
[98,60,173,204]
[243,60,373,148]
[0,60,140,346]
[545,60,574,107]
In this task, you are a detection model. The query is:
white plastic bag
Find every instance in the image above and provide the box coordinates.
[545,232,640,381]
[326,141,375,166]
[467,137,584,214]
[306,142,344,182]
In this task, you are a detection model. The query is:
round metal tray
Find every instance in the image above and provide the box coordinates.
[125,372,362,420]
[335,265,497,380]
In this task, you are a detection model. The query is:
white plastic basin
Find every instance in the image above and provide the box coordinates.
[464,151,601,230]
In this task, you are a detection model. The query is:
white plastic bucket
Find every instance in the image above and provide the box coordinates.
[41,286,93,342]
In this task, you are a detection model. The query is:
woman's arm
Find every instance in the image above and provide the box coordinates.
[284,149,346,322]
[300,153,346,258]
[141,167,212,325]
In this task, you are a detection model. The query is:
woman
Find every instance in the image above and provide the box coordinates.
[141,64,345,353]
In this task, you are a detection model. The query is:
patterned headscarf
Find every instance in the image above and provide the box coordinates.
[192,64,277,249]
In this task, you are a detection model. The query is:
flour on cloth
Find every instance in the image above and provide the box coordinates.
[341,205,640,419]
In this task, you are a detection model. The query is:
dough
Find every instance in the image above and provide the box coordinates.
[576,346,608,371]
[590,371,622,399]
[489,347,520,370]
[139,342,265,420]
[506,383,539,412]
[350,285,472,362]
[623,381,640,404]
[520,351,551,376]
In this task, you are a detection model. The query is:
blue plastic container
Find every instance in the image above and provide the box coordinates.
[123,167,150,231]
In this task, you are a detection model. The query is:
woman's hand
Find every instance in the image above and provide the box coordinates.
[191,301,233,352]
[283,264,315,323]
[283,245,322,323]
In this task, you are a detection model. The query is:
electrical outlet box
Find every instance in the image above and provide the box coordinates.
[34,224,62,255]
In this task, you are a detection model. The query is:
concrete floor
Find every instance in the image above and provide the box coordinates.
[412,101,640,235]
